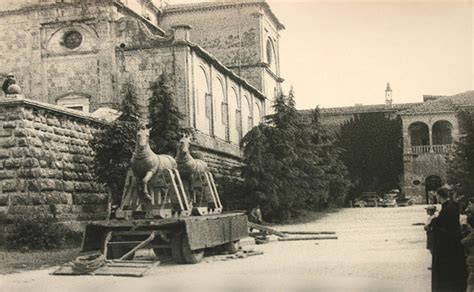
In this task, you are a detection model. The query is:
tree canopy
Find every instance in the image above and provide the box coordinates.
[237,89,350,222]
[337,113,403,201]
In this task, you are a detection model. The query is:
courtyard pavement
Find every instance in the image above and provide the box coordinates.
[1,205,432,292]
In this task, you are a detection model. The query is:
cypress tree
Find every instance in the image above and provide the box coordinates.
[90,82,140,203]
[148,73,190,155]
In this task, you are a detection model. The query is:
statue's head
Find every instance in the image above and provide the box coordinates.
[178,135,191,155]
[136,128,150,147]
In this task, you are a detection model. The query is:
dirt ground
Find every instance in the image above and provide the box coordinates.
[0,205,431,292]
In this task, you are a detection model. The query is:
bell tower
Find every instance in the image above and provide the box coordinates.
[385,82,393,107]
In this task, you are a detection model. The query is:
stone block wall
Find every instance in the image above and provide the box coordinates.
[402,153,448,204]
[0,98,108,221]
[193,132,242,179]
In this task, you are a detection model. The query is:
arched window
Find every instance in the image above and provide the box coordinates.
[213,77,226,140]
[432,120,453,145]
[408,122,429,146]
[253,100,262,124]
[266,38,277,72]
[241,95,252,136]
[228,87,240,144]
[195,66,211,135]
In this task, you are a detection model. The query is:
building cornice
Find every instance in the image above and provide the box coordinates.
[163,1,285,30]
[227,63,284,82]
[0,1,113,17]
[399,110,456,117]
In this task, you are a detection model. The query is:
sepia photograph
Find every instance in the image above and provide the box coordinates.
[0,0,473,291]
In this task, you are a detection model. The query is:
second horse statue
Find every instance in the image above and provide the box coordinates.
[176,135,208,203]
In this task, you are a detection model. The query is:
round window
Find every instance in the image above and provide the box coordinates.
[412,180,421,186]
[63,31,83,49]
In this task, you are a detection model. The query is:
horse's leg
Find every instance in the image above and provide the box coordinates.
[142,171,154,202]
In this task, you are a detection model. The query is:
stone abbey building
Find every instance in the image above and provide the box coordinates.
[316,85,474,203]
[0,0,284,220]
[0,0,284,146]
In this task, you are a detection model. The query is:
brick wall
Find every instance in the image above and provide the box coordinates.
[0,98,109,221]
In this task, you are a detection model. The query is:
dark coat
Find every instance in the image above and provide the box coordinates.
[426,215,435,251]
[431,201,467,292]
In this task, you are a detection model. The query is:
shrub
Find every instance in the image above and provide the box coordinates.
[5,214,82,251]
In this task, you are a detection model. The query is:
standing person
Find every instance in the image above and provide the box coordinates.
[462,214,474,292]
[425,205,437,253]
[249,204,263,225]
[431,187,467,292]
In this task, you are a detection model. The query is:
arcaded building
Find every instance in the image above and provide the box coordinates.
[316,85,474,203]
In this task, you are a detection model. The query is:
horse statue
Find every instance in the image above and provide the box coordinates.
[176,135,208,178]
[131,127,177,202]
[176,135,223,215]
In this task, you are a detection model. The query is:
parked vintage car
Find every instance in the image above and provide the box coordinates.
[381,193,398,207]
[354,193,383,207]
[396,196,415,207]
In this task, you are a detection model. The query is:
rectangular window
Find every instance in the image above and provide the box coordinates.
[236,109,242,139]
[205,93,212,119]
[221,102,228,125]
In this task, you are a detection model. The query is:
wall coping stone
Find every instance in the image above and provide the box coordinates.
[0,97,107,125]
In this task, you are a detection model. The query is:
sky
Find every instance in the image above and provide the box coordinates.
[170,0,473,109]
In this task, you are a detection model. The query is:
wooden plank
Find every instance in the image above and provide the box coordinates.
[278,236,338,241]
[247,222,288,237]
[119,232,156,260]
[108,241,145,245]
[280,231,336,235]
[108,259,154,264]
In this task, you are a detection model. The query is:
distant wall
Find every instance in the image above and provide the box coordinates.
[0,98,109,221]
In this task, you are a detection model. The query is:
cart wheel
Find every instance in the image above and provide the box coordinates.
[223,240,240,254]
[171,234,185,264]
[181,235,204,264]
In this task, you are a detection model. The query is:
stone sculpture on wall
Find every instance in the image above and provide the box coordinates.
[2,73,20,95]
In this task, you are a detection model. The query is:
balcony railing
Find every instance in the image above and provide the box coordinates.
[432,144,454,153]
[411,144,454,155]
[411,145,431,154]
